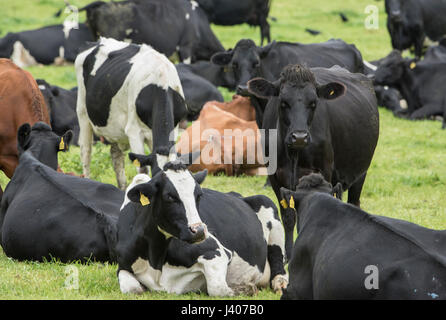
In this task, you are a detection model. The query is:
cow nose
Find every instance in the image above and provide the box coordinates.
[189,223,207,243]
[290,131,309,147]
[236,84,249,96]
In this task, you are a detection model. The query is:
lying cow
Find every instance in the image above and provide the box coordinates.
[75,38,189,189]
[176,99,265,176]
[36,79,80,145]
[0,59,50,200]
[374,50,446,126]
[0,23,94,68]
[0,122,122,263]
[116,151,287,296]
[77,0,224,63]
[280,173,446,300]
[247,64,380,260]
[385,0,446,58]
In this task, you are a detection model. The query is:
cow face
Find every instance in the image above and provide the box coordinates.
[128,160,209,244]
[385,0,415,51]
[374,50,407,86]
[247,65,345,150]
[17,122,72,170]
[211,39,273,94]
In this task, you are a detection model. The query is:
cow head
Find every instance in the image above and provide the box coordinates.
[385,0,417,51]
[127,153,208,244]
[17,122,72,170]
[0,33,16,58]
[211,39,274,94]
[247,64,345,150]
[374,50,414,86]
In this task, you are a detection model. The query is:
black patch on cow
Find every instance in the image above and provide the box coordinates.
[83,44,140,127]
[266,221,272,230]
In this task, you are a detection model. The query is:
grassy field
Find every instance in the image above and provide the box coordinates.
[0,0,445,300]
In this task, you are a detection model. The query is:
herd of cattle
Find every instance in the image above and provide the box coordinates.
[0,0,446,300]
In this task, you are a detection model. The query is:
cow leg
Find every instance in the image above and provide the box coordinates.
[110,143,127,190]
[198,252,234,296]
[125,124,148,175]
[410,103,443,120]
[77,110,94,178]
[260,20,271,45]
[347,172,367,207]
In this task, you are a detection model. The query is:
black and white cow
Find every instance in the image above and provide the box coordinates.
[374,50,446,126]
[195,0,272,45]
[247,64,380,260]
[75,38,189,189]
[0,122,122,263]
[78,0,224,63]
[280,173,446,300]
[116,151,288,296]
[0,23,94,67]
[36,79,80,145]
[385,0,446,58]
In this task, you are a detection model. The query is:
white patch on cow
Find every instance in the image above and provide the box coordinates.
[363,60,377,71]
[63,20,78,39]
[164,169,204,228]
[11,41,38,68]
[183,57,192,64]
[226,251,263,290]
[38,85,46,90]
[190,0,199,10]
[54,46,66,65]
[90,37,130,76]
[400,99,408,109]
[121,174,151,211]
[118,269,145,294]
[185,13,190,20]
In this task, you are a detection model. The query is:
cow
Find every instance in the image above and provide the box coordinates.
[175,63,224,120]
[211,38,365,95]
[203,95,256,121]
[374,85,405,114]
[247,64,380,260]
[385,0,446,58]
[280,173,446,300]
[77,0,224,63]
[36,79,80,145]
[0,59,50,200]
[0,23,94,68]
[374,50,446,126]
[176,100,265,176]
[0,122,122,263]
[116,151,288,296]
[195,0,272,45]
[75,37,189,190]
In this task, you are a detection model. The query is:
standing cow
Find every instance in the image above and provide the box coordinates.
[195,0,272,45]
[77,0,224,63]
[0,59,50,200]
[385,0,446,58]
[75,38,188,189]
[247,64,380,260]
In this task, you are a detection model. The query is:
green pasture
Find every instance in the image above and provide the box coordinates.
[0,0,445,300]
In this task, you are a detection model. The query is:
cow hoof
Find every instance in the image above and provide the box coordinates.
[272,274,288,295]
[118,270,145,295]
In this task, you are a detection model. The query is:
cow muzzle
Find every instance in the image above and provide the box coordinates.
[288,131,310,148]
[188,222,207,243]
[236,84,250,96]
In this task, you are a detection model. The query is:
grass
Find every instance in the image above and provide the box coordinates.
[1,0,446,300]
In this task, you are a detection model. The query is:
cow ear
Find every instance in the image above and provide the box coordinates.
[127,182,158,207]
[211,51,233,66]
[258,40,276,58]
[129,152,156,168]
[247,77,279,98]
[279,187,308,210]
[317,82,346,100]
[193,169,208,185]
[17,123,32,151]
[58,130,73,152]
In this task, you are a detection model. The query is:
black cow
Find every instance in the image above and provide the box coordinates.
[280,173,446,300]
[0,122,122,263]
[176,63,224,120]
[36,79,80,145]
[0,23,93,67]
[247,64,380,260]
[78,0,224,63]
[374,50,446,126]
[75,38,190,190]
[116,151,288,296]
[385,0,446,58]
[195,0,272,45]
[211,39,365,95]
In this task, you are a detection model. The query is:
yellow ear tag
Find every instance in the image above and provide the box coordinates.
[133,159,141,167]
[140,193,150,206]
[289,196,295,209]
[330,90,335,96]
[59,138,65,151]
[333,193,337,198]
[280,199,288,209]
[410,62,416,69]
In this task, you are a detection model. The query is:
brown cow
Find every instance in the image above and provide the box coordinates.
[176,102,266,176]
[0,59,50,196]
[202,94,256,121]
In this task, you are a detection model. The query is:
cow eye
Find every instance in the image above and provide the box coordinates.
[166,194,177,202]
[280,101,290,109]
[309,101,317,109]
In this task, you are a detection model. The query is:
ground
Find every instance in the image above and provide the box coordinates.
[0,0,445,299]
